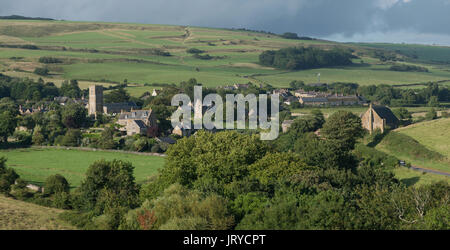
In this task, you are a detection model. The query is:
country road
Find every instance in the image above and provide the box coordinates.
[409,166,450,177]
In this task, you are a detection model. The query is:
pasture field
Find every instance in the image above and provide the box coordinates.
[357,43,450,64]
[2,19,450,97]
[375,126,450,173]
[395,118,450,158]
[0,148,166,188]
[0,195,75,230]
[392,167,449,186]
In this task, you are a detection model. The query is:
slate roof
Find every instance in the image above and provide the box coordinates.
[301,97,328,103]
[132,120,147,129]
[104,102,138,109]
[119,109,152,120]
[372,105,399,125]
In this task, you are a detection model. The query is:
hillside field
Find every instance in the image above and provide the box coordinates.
[2,20,450,97]
[375,119,450,173]
[395,118,450,158]
[0,195,74,230]
[0,148,165,188]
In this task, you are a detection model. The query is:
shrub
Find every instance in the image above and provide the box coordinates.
[52,191,72,209]
[32,126,46,145]
[44,174,70,196]
[61,129,82,147]
[0,157,19,194]
[38,57,62,64]
[133,137,148,152]
[13,131,32,145]
[186,48,204,54]
[151,144,161,153]
[193,53,213,60]
[33,67,49,76]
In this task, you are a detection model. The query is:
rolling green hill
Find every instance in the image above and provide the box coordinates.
[375,119,450,173]
[1,20,450,97]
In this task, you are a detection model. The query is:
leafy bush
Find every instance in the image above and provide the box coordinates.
[193,53,213,60]
[150,144,161,153]
[52,191,72,209]
[13,131,32,145]
[33,67,49,76]
[61,129,82,147]
[38,57,62,64]
[44,174,70,196]
[122,184,234,230]
[0,157,19,194]
[186,48,204,54]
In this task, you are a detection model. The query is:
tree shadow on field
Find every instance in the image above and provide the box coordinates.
[400,176,420,186]
[367,131,389,148]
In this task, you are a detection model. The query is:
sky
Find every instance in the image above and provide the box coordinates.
[1,0,450,45]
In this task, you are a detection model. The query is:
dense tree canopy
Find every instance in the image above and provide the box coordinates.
[259,47,353,70]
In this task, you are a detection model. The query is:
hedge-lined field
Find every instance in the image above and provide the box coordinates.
[0,148,165,188]
[2,20,450,97]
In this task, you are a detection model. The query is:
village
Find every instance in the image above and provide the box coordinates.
[15,80,396,143]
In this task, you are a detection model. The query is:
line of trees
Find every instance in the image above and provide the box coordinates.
[259,47,354,70]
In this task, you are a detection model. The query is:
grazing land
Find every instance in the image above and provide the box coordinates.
[0,195,75,230]
[375,121,450,173]
[395,118,450,158]
[0,148,165,188]
[2,20,450,97]
[393,167,449,186]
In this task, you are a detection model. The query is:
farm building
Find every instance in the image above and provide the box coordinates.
[361,103,399,134]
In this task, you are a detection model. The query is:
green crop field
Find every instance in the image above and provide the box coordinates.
[0,148,166,188]
[2,20,450,97]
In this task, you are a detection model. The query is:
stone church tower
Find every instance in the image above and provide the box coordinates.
[89,85,103,118]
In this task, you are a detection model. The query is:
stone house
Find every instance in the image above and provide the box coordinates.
[299,96,329,106]
[361,103,399,134]
[117,109,158,136]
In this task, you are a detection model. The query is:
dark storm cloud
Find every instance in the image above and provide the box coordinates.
[1,0,450,44]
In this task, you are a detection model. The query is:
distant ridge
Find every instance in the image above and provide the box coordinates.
[0,15,54,21]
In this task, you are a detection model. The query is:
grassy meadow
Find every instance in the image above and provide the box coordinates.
[0,148,165,188]
[395,118,450,158]
[375,119,450,173]
[0,195,75,230]
[393,167,449,186]
[2,20,450,97]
